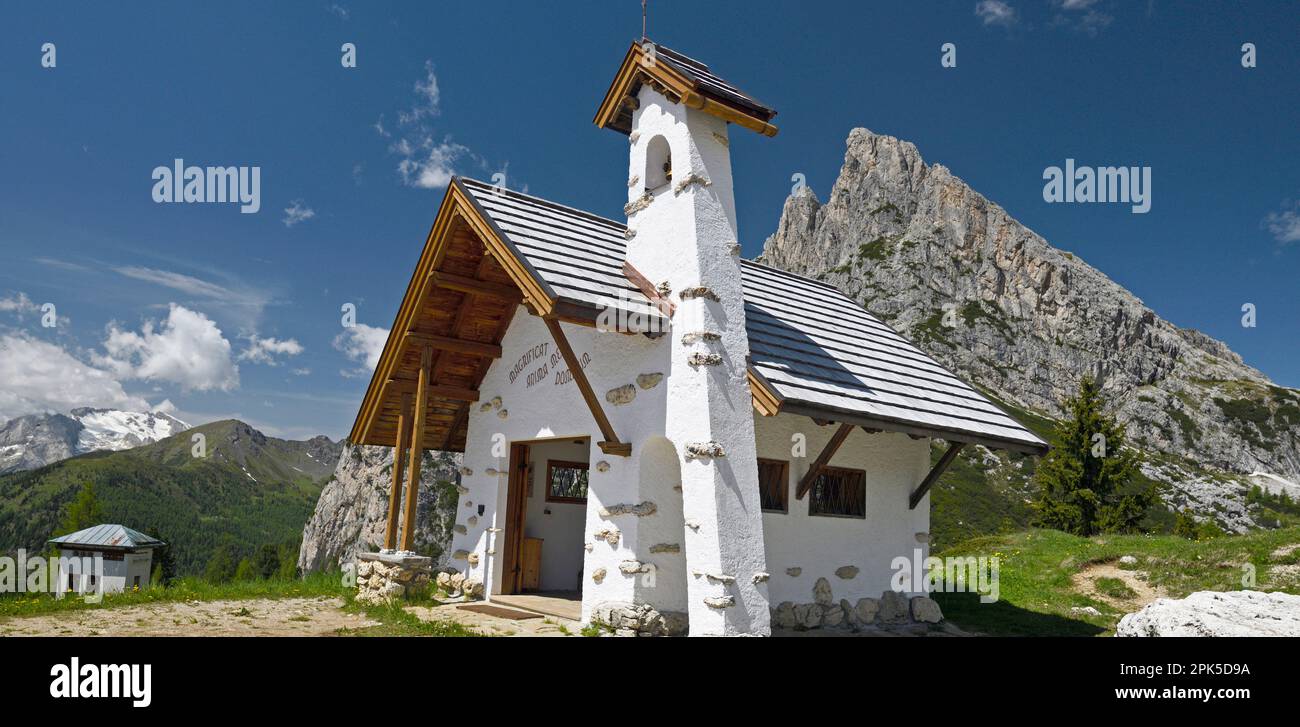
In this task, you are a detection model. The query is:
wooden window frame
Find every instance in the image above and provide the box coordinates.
[808,465,867,519]
[757,457,790,514]
[545,459,590,504]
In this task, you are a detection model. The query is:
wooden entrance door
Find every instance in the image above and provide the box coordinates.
[501,443,531,594]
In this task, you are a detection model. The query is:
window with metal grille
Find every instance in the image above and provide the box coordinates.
[546,460,589,503]
[808,466,866,518]
[757,458,789,513]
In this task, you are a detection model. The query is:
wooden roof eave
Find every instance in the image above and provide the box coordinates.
[348,179,561,447]
[746,367,1047,456]
[594,42,779,138]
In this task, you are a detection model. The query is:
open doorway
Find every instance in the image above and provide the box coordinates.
[501,437,590,608]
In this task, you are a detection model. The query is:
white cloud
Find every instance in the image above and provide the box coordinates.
[0,333,150,422]
[1059,0,1096,8]
[238,335,305,365]
[976,0,1018,27]
[282,199,316,227]
[96,304,239,392]
[398,60,442,125]
[332,323,389,376]
[34,257,93,273]
[111,265,271,327]
[380,60,478,190]
[396,137,469,189]
[326,3,349,20]
[0,292,40,316]
[1265,200,1300,245]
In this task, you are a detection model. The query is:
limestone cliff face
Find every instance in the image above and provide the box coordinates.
[298,441,461,573]
[759,128,1300,484]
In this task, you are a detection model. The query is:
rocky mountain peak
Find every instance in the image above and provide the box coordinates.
[760,128,1297,488]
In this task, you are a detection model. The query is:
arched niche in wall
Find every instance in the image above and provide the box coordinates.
[644,135,672,191]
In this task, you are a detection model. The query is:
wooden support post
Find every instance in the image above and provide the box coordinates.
[543,317,630,456]
[401,346,433,552]
[795,423,855,500]
[909,441,966,510]
[383,393,413,550]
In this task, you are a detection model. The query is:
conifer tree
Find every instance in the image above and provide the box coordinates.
[1033,376,1155,535]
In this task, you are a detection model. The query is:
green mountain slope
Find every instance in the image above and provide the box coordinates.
[0,420,340,575]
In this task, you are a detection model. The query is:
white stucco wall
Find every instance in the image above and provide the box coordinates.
[57,549,154,595]
[522,438,589,592]
[753,414,932,605]
[447,309,935,631]
[450,310,686,622]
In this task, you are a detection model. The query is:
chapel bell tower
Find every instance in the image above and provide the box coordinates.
[594,39,780,635]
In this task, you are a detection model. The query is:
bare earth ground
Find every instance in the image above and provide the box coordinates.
[405,603,577,636]
[0,597,377,637]
[3,597,968,637]
[1072,562,1166,610]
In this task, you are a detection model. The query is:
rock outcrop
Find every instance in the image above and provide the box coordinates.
[1116,590,1300,636]
[298,441,461,573]
[760,128,1300,526]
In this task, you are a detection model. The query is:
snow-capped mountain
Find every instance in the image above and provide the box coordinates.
[0,407,189,474]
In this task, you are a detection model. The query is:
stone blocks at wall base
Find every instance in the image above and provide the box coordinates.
[589,601,689,637]
[434,568,485,600]
[770,592,945,633]
[356,552,433,605]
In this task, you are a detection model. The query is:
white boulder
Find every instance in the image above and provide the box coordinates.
[1116,590,1300,637]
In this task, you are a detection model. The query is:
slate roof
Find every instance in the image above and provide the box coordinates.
[49,524,166,549]
[458,178,665,324]
[650,44,777,122]
[739,262,1047,453]
[456,177,1047,455]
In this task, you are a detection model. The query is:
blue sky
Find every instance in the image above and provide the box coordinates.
[0,1,1296,440]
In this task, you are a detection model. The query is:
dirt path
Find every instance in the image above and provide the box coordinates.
[405,603,577,636]
[1073,561,1166,611]
[0,597,377,637]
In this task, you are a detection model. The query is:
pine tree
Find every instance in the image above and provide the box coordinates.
[234,558,256,582]
[252,543,280,580]
[55,482,104,537]
[204,544,239,583]
[1032,376,1155,536]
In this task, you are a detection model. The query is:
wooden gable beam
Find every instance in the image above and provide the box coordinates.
[543,316,630,457]
[909,441,966,510]
[352,188,471,446]
[385,379,481,402]
[451,189,555,318]
[428,252,502,452]
[352,186,554,447]
[747,366,783,417]
[795,423,855,500]
[429,271,523,302]
[403,331,502,359]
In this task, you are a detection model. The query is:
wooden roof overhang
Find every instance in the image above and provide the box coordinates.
[594,40,779,137]
[747,369,1049,458]
[348,179,636,455]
